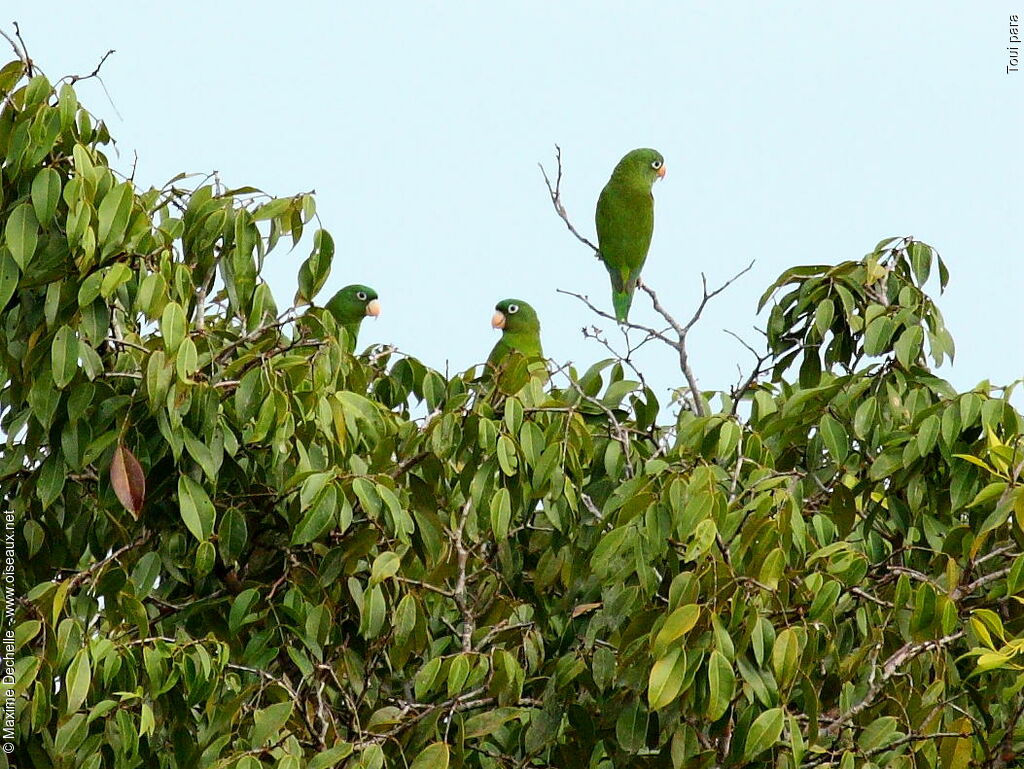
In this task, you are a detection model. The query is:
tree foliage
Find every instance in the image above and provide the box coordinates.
[3,52,1024,769]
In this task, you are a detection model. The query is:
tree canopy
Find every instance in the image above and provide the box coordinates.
[3,49,1023,769]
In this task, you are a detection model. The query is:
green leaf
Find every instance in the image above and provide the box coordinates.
[414,657,443,700]
[686,518,717,561]
[952,454,994,473]
[5,202,39,269]
[308,744,353,769]
[894,326,924,368]
[409,743,449,769]
[369,551,402,586]
[137,272,168,319]
[292,483,337,545]
[939,717,973,769]
[100,262,132,299]
[757,264,831,310]
[706,649,734,721]
[808,580,841,621]
[813,299,834,338]
[178,474,216,541]
[464,708,525,739]
[910,584,937,635]
[447,654,470,695]
[648,648,688,710]
[361,585,386,639]
[96,181,133,254]
[859,715,898,752]
[218,507,248,564]
[393,593,417,644]
[615,701,647,754]
[51,325,79,389]
[917,414,940,455]
[864,315,896,356]
[1008,554,1024,596]
[251,701,292,747]
[145,350,173,410]
[853,397,877,440]
[31,167,62,225]
[758,548,786,590]
[161,301,187,356]
[909,241,931,285]
[353,477,382,519]
[0,250,18,308]
[652,604,700,659]
[65,648,92,713]
[53,713,88,757]
[195,540,216,577]
[0,60,24,93]
[295,228,334,305]
[743,707,784,761]
[819,413,848,463]
[591,526,631,575]
[497,434,518,476]
[229,589,259,635]
[771,628,801,689]
[490,487,511,539]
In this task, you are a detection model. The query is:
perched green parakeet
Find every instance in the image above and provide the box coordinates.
[487,299,544,372]
[324,284,380,348]
[595,148,666,321]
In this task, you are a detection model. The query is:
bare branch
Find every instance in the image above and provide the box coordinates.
[824,631,964,735]
[0,26,28,69]
[66,535,149,589]
[395,575,455,599]
[556,289,674,347]
[952,565,1012,601]
[538,145,600,255]
[724,328,772,414]
[450,498,476,652]
[61,48,116,86]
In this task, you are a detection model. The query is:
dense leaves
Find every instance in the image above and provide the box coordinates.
[4,56,1023,769]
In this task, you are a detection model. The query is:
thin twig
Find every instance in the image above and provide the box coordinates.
[66,535,148,589]
[62,49,116,85]
[0,27,28,71]
[538,144,599,254]
[824,632,965,735]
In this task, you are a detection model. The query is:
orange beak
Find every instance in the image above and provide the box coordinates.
[657,165,667,179]
[365,299,381,317]
[491,311,506,329]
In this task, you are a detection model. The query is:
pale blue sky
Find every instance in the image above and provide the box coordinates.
[13,3,1023,405]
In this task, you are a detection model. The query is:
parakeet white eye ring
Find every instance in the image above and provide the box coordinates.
[651,160,663,170]
[356,291,367,301]
[508,304,520,314]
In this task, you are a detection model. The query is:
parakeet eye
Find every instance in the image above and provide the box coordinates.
[651,159,663,170]
[507,304,520,314]
[356,291,367,301]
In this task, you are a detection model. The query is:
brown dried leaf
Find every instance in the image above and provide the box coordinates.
[111,442,145,518]
[571,602,602,619]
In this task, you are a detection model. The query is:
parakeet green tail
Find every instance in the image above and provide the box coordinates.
[595,148,665,321]
[611,278,636,324]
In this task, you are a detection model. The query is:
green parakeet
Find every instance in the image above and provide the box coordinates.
[487,299,544,372]
[595,148,666,321]
[324,284,380,348]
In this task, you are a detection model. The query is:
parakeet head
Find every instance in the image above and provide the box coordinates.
[610,148,666,186]
[325,284,380,325]
[491,299,540,335]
